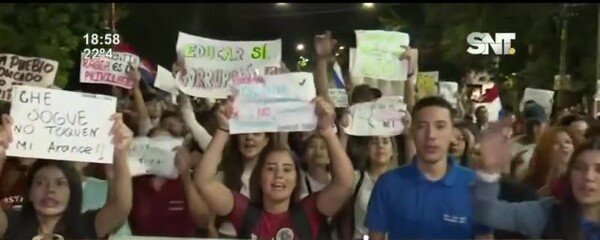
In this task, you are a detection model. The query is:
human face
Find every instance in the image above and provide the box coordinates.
[570,120,588,137]
[552,131,574,173]
[29,165,71,217]
[412,106,454,164]
[450,128,466,157]
[368,137,394,166]
[570,150,600,206]
[162,116,185,137]
[261,151,297,202]
[238,133,269,160]
[146,100,162,118]
[304,137,329,166]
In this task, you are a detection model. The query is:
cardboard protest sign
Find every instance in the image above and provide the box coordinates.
[520,88,555,116]
[353,30,410,81]
[343,96,407,136]
[229,72,317,134]
[439,81,459,108]
[175,32,282,99]
[128,136,183,179]
[7,86,116,163]
[79,52,140,89]
[0,54,59,101]
[416,71,439,100]
[329,61,348,107]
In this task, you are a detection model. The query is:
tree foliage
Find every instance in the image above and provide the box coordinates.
[0,3,128,88]
[380,3,597,97]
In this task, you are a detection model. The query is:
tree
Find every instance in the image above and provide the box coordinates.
[0,3,128,88]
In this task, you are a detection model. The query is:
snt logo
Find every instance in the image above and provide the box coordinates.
[467,32,516,55]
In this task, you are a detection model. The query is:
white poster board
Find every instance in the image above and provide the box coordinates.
[329,88,349,108]
[175,32,282,99]
[438,81,459,108]
[343,96,407,136]
[154,65,179,105]
[229,72,317,134]
[0,53,58,101]
[79,52,140,89]
[7,86,117,163]
[353,30,409,81]
[128,136,183,179]
[520,88,555,116]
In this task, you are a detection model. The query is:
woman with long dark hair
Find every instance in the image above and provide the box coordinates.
[474,121,600,238]
[195,97,354,239]
[0,113,133,240]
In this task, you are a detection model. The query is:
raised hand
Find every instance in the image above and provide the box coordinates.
[314,30,338,62]
[216,98,235,131]
[400,110,412,134]
[0,114,14,161]
[313,97,336,131]
[478,118,513,174]
[177,93,193,112]
[110,113,134,155]
[172,59,187,78]
[126,63,142,87]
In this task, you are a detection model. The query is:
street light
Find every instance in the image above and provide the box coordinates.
[363,3,375,8]
[339,46,345,50]
[296,43,305,51]
[276,3,288,7]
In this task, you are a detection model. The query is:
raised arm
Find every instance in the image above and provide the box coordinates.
[313,31,337,103]
[314,97,354,217]
[194,101,235,217]
[0,115,14,238]
[94,113,133,238]
[127,65,152,136]
[472,177,552,238]
[474,118,551,238]
[178,94,212,150]
[175,146,210,227]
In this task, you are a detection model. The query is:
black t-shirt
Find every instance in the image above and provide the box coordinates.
[3,209,99,240]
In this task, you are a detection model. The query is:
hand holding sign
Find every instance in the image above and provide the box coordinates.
[0,114,14,160]
[313,97,336,131]
[126,63,142,88]
[110,113,134,156]
[217,98,235,131]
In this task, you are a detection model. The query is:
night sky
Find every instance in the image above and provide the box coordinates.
[117,3,400,71]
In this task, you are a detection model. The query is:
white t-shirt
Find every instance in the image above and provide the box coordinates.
[216,167,252,236]
[300,170,329,199]
[353,171,375,240]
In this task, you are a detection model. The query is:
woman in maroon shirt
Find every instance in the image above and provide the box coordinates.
[195,97,354,240]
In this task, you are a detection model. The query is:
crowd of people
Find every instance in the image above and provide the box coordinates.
[0,31,600,240]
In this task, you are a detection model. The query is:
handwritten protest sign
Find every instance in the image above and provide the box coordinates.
[343,96,407,137]
[79,52,140,89]
[128,136,183,179]
[353,30,409,81]
[439,81,459,108]
[520,88,555,116]
[175,32,282,99]
[229,72,317,134]
[7,86,116,163]
[329,89,349,108]
[416,71,439,100]
[0,54,58,101]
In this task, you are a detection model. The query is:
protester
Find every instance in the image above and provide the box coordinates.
[522,127,583,191]
[475,123,600,239]
[450,122,476,167]
[365,96,492,239]
[195,96,354,239]
[0,113,133,240]
[300,134,331,198]
[0,157,34,210]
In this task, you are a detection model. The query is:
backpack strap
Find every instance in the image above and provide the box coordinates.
[305,175,313,194]
[239,204,262,239]
[290,205,314,240]
[353,171,366,199]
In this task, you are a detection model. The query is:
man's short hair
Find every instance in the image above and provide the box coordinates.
[558,114,586,127]
[351,84,375,104]
[411,96,455,121]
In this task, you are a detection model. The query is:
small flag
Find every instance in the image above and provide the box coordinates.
[332,61,345,89]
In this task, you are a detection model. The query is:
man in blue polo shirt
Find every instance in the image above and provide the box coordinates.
[366,96,492,239]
